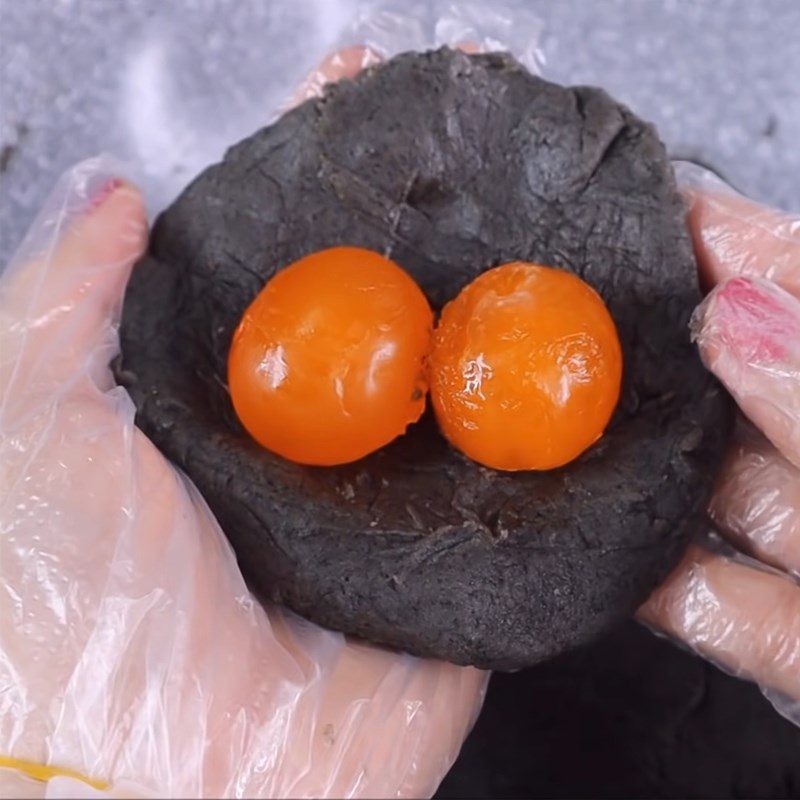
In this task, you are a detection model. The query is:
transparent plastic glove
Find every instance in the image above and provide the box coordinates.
[639,164,800,724]
[0,52,487,799]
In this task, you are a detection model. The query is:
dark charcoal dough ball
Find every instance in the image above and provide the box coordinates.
[116,48,730,670]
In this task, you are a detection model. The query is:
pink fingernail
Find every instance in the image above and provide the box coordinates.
[87,178,123,211]
[696,277,800,365]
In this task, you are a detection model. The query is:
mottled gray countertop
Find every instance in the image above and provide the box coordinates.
[1,0,799,264]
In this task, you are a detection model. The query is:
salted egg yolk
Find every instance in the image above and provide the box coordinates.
[429,262,623,471]
[228,246,433,466]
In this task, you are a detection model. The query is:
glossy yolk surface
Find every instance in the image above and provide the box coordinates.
[429,262,623,471]
[228,246,433,466]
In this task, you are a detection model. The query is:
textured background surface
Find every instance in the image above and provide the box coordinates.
[2,1,799,797]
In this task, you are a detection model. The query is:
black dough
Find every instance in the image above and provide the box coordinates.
[116,48,730,669]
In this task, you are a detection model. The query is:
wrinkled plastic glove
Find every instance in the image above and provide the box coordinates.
[0,52,487,799]
[639,163,800,723]
[3,41,800,799]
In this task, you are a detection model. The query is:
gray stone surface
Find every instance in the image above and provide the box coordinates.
[1,0,798,264]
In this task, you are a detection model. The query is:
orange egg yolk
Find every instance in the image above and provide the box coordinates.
[429,262,623,471]
[228,246,433,466]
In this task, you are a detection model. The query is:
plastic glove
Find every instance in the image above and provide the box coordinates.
[0,51,487,799]
[639,164,800,723]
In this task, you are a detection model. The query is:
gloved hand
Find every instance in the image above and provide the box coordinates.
[3,44,798,800]
[639,163,800,722]
[0,52,487,799]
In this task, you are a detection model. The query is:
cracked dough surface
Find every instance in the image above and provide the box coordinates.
[117,48,730,669]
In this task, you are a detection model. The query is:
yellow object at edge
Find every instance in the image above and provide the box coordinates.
[0,754,110,791]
